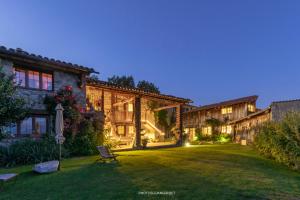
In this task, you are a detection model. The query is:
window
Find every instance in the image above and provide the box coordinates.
[35,117,47,134]
[226,125,232,134]
[221,107,232,115]
[14,68,53,91]
[202,126,212,135]
[117,125,125,135]
[42,73,53,90]
[248,104,255,112]
[128,126,134,135]
[28,71,40,89]
[14,69,26,87]
[128,103,133,112]
[20,118,33,135]
[221,126,227,133]
[221,125,232,134]
[10,116,48,136]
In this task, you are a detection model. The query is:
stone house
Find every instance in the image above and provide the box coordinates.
[0,46,95,136]
[183,95,258,140]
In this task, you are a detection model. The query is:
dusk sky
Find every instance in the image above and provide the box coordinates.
[1,0,299,108]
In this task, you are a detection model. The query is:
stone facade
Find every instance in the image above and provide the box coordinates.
[0,58,86,111]
[271,100,300,121]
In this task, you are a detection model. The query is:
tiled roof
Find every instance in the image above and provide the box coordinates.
[0,45,97,74]
[184,95,258,113]
[87,78,192,103]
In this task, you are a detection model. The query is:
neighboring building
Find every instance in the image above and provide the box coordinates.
[0,46,191,149]
[183,95,258,141]
[0,46,95,137]
[231,99,300,143]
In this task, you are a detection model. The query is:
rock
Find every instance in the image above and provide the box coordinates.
[0,173,17,182]
[33,160,59,174]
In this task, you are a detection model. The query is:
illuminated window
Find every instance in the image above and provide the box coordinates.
[221,126,227,133]
[28,71,40,89]
[202,126,212,135]
[221,107,232,115]
[184,128,189,134]
[14,69,26,87]
[248,104,255,112]
[117,125,125,135]
[128,103,133,112]
[226,125,232,134]
[128,126,134,134]
[42,73,53,90]
[221,125,232,134]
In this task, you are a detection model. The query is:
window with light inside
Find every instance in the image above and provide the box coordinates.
[247,104,255,112]
[221,107,233,115]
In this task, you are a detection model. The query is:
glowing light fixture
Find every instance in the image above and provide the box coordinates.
[185,142,191,147]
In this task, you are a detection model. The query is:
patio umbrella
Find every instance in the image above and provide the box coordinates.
[55,103,65,170]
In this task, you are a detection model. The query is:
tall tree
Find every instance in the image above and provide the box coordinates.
[107,75,135,88]
[0,67,28,129]
[137,80,160,94]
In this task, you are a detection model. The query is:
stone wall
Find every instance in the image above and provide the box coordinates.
[0,58,86,111]
[271,100,300,121]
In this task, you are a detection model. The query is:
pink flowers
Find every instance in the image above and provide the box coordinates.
[65,85,73,91]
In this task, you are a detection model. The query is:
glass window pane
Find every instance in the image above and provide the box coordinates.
[117,126,125,135]
[14,69,26,87]
[20,118,32,135]
[42,73,53,90]
[128,103,133,112]
[28,71,40,89]
[35,117,47,134]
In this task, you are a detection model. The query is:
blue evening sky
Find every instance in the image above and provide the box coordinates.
[0,0,299,108]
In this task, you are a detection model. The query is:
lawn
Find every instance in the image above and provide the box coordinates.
[1,144,300,200]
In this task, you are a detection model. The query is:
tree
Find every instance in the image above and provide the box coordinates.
[137,80,160,94]
[107,75,135,88]
[0,67,28,129]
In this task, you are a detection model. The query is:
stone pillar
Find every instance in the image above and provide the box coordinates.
[135,96,142,148]
[176,104,183,146]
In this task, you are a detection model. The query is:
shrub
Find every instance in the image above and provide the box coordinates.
[254,112,300,170]
[215,133,232,143]
[0,135,69,167]
[66,119,102,156]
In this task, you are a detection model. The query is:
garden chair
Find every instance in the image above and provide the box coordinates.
[96,146,118,163]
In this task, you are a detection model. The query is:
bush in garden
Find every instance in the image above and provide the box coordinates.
[0,135,69,167]
[66,119,102,156]
[254,112,300,170]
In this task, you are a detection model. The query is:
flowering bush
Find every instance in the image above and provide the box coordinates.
[44,85,81,130]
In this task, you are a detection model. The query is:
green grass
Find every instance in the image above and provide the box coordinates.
[1,144,300,200]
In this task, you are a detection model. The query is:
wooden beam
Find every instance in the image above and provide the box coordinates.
[134,97,142,148]
[153,104,180,112]
[112,97,135,107]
